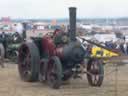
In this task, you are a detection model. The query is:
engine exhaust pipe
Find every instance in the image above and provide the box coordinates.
[69,7,76,41]
[22,22,27,40]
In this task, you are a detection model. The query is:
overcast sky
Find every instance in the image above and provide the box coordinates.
[0,0,128,19]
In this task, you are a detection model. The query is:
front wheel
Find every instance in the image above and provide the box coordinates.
[87,58,104,86]
[46,56,62,89]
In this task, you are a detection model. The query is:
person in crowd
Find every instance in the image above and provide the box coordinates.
[119,42,125,54]
[105,41,112,49]
[123,42,127,55]
[126,42,128,55]
[13,23,24,37]
[86,44,92,57]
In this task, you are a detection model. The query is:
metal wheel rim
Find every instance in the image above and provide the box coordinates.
[88,60,102,86]
[47,59,58,87]
[18,45,32,79]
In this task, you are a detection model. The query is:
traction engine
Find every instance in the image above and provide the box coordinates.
[18,7,104,89]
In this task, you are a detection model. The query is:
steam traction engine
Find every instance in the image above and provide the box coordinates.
[18,7,104,89]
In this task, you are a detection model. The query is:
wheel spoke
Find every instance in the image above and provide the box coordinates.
[26,54,31,64]
[94,75,99,85]
[20,50,27,57]
[87,59,104,86]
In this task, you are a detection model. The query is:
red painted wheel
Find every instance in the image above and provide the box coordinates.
[46,56,62,89]
[18,42,40,82]
[87,58,104,86]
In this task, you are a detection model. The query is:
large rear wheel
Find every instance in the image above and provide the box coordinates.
[87,58,104,86]
[18,42,40,82]
[0,43,5,67]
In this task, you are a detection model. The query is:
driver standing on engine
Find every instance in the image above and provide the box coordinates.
[53,29,69,46]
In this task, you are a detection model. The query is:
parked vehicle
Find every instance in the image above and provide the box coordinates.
[0,32,23,62]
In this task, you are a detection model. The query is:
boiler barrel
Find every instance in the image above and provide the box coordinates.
[62,42,85,63]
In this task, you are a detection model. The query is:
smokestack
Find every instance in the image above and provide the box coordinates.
[69,7,76,41]
[22,22,27,40]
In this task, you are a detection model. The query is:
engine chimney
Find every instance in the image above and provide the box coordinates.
[69,7,76,41]
[22,22,27,40]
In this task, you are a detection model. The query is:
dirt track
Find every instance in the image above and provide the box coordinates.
[0,63,128,96]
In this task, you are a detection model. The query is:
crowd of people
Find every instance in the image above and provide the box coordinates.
[105,40,128,55]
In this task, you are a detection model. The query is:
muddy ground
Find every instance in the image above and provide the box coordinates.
[0,63,127,96]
